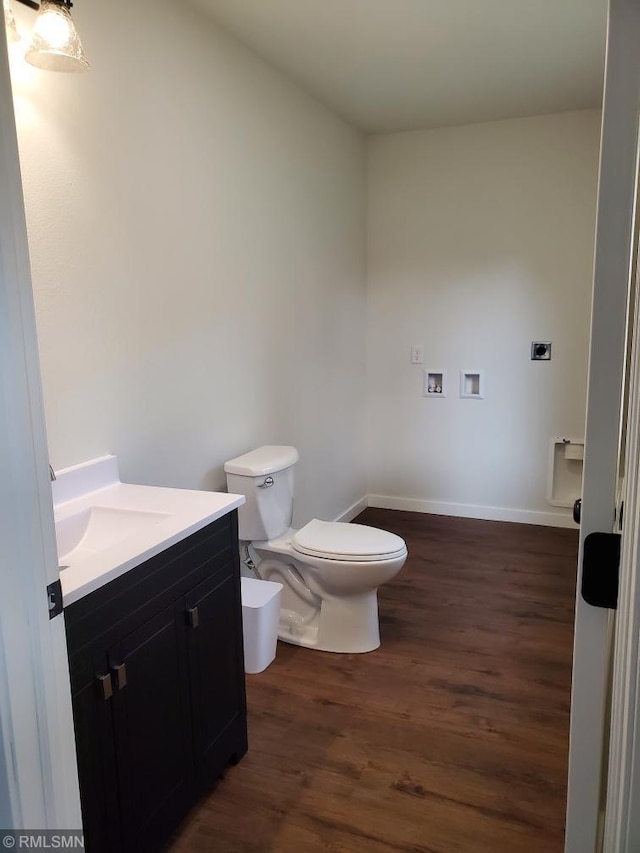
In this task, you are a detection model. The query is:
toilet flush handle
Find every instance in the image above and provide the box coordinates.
[258,476,274,488]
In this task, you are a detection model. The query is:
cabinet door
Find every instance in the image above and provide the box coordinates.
[109,604,194,853]
[69,652,122,853]
[186,565,248,789]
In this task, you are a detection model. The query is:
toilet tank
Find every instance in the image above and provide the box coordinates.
[224,446,299,541]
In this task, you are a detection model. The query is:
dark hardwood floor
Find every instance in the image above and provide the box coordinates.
[169,509,578,853]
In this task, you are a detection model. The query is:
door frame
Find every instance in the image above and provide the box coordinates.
[0,29,81,830]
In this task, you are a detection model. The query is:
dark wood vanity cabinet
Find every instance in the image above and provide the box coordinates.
[64,512,248,853]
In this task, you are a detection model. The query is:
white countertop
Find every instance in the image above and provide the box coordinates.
[53,456,244,607]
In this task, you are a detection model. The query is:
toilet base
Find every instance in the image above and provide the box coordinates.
[277,591,381,654]
[252,547,404,655]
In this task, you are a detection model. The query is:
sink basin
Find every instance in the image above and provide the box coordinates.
[56,505,171,565]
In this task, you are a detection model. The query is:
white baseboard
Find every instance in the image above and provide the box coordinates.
[335,497,369,523]
[367,494,577,529]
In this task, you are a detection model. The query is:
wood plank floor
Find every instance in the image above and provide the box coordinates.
[169,509,578,853]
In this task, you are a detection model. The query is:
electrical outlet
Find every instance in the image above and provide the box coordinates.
[531,342,552,360]
[410,344,424,364]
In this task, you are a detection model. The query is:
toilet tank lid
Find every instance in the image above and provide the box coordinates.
[224,445,299,477]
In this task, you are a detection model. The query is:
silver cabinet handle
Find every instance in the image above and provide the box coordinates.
[258,477,274,488]
[97,674,113,701]
[112,663,127,691]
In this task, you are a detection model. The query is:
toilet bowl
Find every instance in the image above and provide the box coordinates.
[225,446,407,654]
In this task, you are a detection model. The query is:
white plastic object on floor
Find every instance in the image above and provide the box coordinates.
[241,576,283,674]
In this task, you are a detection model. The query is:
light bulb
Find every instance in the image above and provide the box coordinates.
[25,1,89,73]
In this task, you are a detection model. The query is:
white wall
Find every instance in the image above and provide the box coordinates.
[366,110,601,525]
[9,0,367,526]
[8,2,601,529]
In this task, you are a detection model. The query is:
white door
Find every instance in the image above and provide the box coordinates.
[600,222,640,852]
[565,1,640,851]
[0,27,81,829]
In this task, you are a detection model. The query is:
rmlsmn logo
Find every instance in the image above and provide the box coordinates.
[2,833,85,850]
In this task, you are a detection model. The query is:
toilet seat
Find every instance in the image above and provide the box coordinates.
[292,519,407,562]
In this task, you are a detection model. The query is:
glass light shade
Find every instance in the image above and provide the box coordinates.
[25,1,89,73]
[3,0,20,44]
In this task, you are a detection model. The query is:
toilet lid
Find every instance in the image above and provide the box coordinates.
[292,519,407,562]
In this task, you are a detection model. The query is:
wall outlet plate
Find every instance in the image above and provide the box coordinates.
[531,342,552,360]
[410,344,424,364]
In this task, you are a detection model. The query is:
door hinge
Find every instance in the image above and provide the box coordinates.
[581,532,621,609]
[47,579,63,619]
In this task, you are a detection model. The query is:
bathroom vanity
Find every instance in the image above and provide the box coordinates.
[54,457,247,852]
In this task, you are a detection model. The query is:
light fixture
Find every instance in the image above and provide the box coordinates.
[12,0,89,72]
[3,0,20,43]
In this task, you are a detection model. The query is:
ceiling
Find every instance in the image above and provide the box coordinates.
[188,0,607,134]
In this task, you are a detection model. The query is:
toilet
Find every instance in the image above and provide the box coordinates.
[224,446,407,653]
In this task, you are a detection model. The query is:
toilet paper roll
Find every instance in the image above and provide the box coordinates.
[564,442,584,461]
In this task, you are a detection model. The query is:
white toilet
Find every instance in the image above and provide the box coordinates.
[224,446,407,654]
